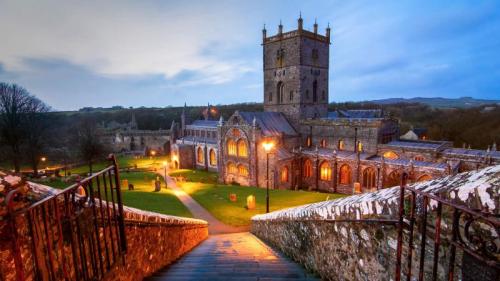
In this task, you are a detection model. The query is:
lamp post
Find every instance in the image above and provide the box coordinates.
[162,161,168,188]
[262,141,275,213]
[150,150,156,164]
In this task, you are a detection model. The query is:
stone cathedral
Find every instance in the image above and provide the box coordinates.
[171,17,499,194]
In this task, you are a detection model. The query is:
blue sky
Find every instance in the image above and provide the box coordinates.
[1,0,499,111]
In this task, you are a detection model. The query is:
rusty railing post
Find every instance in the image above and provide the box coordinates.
[5,188,25,281]
[109,154,127,252]
[395,172,408,281]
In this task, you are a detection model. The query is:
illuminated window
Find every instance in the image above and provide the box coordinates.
[339,164,351,185]
[306,136,312,147]
[414,155,424,161]
[227,162,237,174]
[320,161,332,181]
[238,164,249,176]
[227,139,237,156]
[320,139,327,148]
[383,151,399,160]
[384,170,401,188]
[362,167,376,188]
[237,139,248,157]
[197,147,204,164]
[232,128,241,137]
[280,166,289,183]
[417,174,432,182]
[303,159,313,178]
[338,140,345,150]
[209,149,217,166]
[358,142,363,152]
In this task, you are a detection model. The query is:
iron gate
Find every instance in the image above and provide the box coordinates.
[5,155,127,281]
[395,173,500,281]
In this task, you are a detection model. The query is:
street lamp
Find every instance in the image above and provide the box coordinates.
[162,161,168,188]
[40,157,47,162]
[262,141,275,213]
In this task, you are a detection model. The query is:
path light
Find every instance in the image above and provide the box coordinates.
[262,140,275,213]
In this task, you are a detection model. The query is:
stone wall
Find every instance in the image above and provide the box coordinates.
[251,165,500,281]
[105,206,208,281]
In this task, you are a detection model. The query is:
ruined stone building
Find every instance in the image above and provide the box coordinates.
[171,17,499,194]
[98,113,171,155]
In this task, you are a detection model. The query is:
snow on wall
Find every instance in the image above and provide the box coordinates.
[252,165,500,222]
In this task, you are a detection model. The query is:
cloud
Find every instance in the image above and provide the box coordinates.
[0,0,255,85]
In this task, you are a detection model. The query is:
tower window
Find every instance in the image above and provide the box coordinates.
[268,92,272,102]
[312,80,318,102]
[322,90,326,100]
[277,82,284,104]
[306,90,309,99]
[289,91,293,101]
[312,49,319,60]
[320,139,327,148]
[338,140,345,151]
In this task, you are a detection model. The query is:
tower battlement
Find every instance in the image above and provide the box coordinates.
[262,17,331,45]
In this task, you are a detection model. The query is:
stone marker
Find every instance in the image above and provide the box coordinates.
[247,195,256,210]
[122,179,129,190]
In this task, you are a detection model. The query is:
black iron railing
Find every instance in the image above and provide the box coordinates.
[395,173,500,281]
[5,155,126,281]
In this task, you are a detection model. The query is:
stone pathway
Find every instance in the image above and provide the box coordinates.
[160,170,248,234]
[146,232,319,281]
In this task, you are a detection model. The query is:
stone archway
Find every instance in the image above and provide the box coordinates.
[384,170,401,188]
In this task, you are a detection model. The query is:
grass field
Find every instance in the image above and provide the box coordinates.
[32,170,192,218]
[170,169,218,183]
[178,179,345,226]
[69,155,169,174]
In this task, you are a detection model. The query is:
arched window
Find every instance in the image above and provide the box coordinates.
[417,174,432,182]
[238,164,249,176]
[384,170,401,188]
[197,147,204,164]
[303,159,313,178]
[277,82,284,104]
[414,155,424,161]
[306,136,312,147]
[312,80,318,102]
[383,151,399,160]
[320,139,327,148]
[237,139,248,157]
[227,139,237,156]
[338,139,345,150]
[280,166,289,183]
[268,92,273,102]
[362,167,376,188]
[227,162,237,174]
[209,149,217,166]
[339,165,351,185]
[320,161,332,181]
[289,91,293,101]
[358,142,363,152]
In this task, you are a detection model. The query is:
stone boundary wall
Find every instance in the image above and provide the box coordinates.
[0,174,208,281]
[251,165,500,281]
[105,206,208,281]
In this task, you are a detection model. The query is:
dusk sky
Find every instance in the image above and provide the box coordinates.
[1,0,499,111]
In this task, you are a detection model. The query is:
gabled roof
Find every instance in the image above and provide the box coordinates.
[239,111,298,136]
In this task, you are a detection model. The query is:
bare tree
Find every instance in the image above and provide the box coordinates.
[75,116,107,174]
[0,83,49,173]
[24,97,50,176]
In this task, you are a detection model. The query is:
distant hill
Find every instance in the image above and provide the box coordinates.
[369,97,500,108]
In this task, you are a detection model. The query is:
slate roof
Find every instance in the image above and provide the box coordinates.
[176,136,217,144]
[190,120,219,128]
[368,156,448,170]
[385,140,448,150]
[239,112,298,136]
[443,148,500,160]
[327,109,383,119]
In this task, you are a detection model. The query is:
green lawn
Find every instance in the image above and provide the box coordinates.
[32,171,192,218]
[179,180,345,226]
[169,169,218,184]
[69,155,169,175]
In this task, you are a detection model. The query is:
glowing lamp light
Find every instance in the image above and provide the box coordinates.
[172,155,178,162]
[162,161,168,167]
[262,141,275,152]
[150,150,156,156]
[41,157,47,162]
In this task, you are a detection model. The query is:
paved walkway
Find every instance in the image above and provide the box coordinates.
[146,232,319,281]
[160,170,248,234]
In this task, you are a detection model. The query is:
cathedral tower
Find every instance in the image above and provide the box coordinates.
[263,16,330,127]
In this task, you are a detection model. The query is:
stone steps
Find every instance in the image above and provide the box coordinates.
[147,233,319,281]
